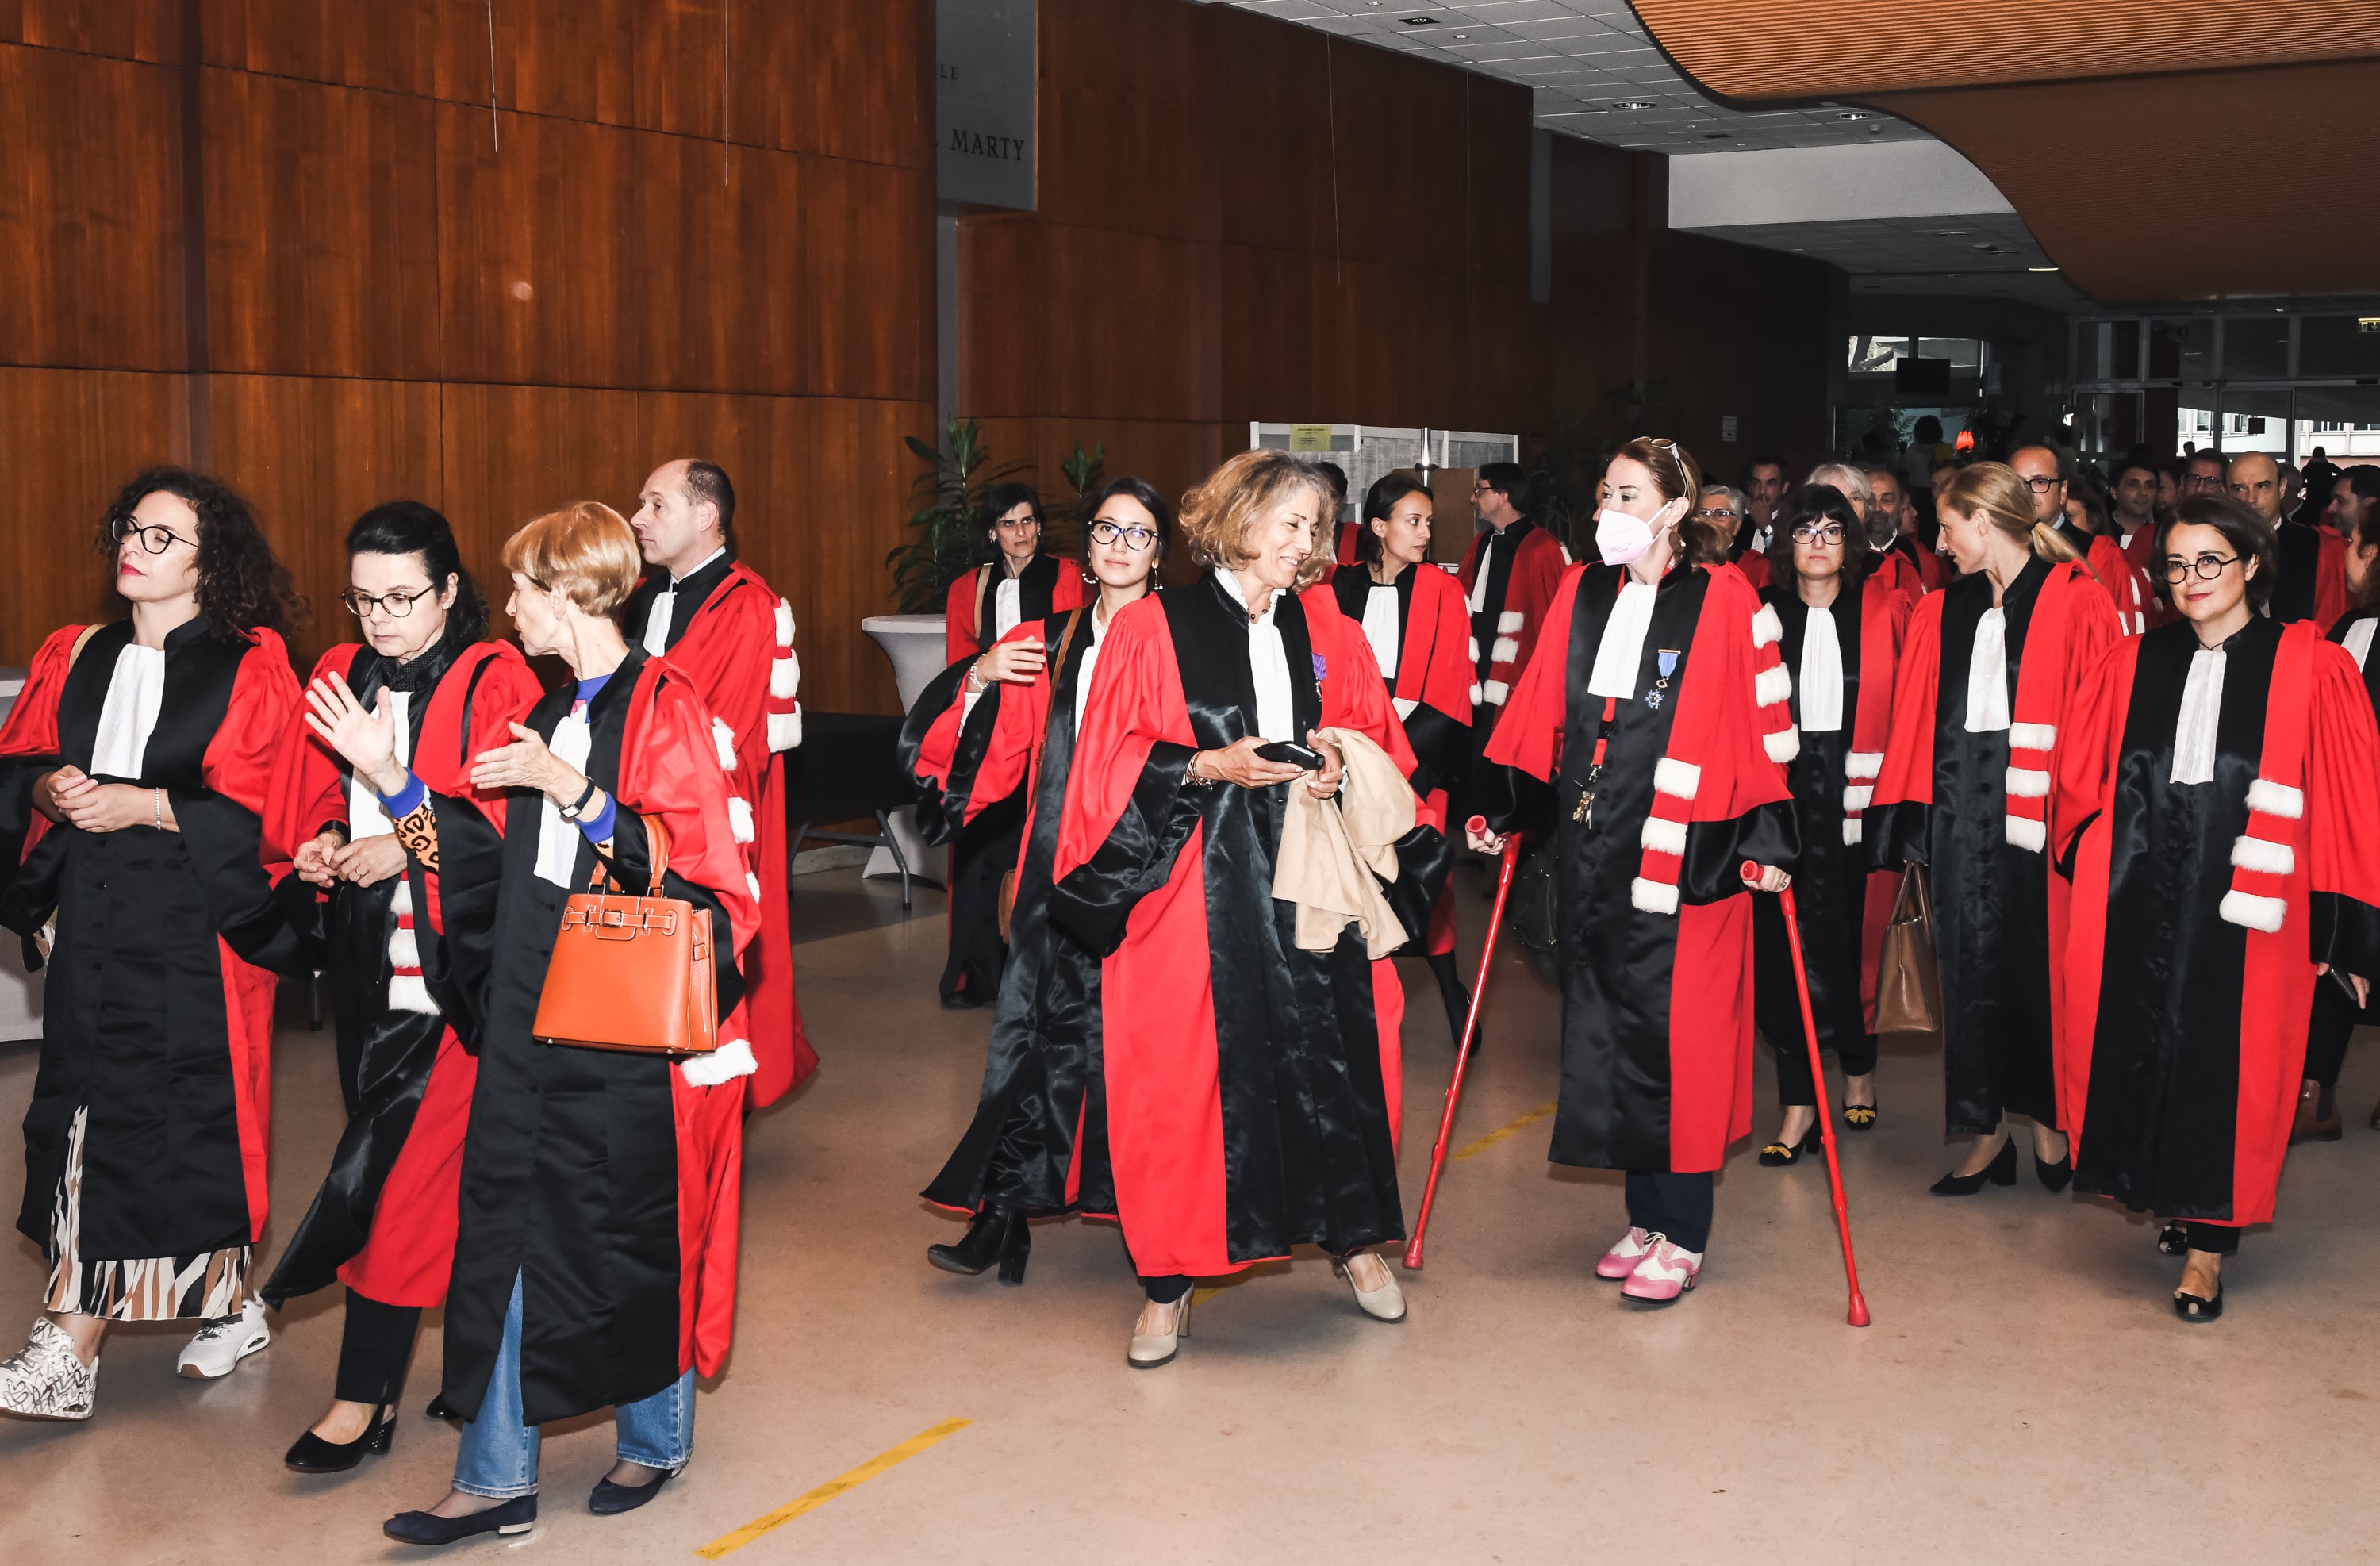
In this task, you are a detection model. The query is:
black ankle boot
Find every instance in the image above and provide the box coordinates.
[927,1206,1031,1284]
[1425,954,1480,1055]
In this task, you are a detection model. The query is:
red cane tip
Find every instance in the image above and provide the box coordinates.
[1467,816,1488,834]
[1401,1240,1425,1269]
[1847,1293,1871,1327]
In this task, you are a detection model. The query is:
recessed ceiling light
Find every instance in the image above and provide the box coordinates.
[1837,110,1873,121]
[1614,99,1656,109]
[2028,267,2059,273]
[1400,15,1438,24]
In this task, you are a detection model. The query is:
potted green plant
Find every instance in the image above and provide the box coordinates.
[887,416,1027,614]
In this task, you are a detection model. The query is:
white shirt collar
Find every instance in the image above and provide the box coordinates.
[671,546,727,587]
[1214,566,1280,628]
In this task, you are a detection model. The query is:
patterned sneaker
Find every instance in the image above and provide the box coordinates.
[176,1296,269,1380]
[1619,1238,1704,1303]
[0,1318,99,1419]
[1595,1226,1659,1280]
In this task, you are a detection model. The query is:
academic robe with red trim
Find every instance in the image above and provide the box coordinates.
[0,620,313,1264]
[440,650,759,1425]
[1752,574,1909,1063]
[901,606,1117,1219]
[2054,617,2380,1226]
[1480,561,1798,1173]
[2271,520,2350,628]
[1047,574,1421,1278]
[943,555,1093,663]
[258,637,543,1310]
[1867,545,1921,609]
[1867,556,2121,1133]
[2085,533,2152,636]
[1460,520,1567,722]
[621,558,815,1106]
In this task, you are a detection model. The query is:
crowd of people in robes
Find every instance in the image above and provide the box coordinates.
[3,424,2378,1545]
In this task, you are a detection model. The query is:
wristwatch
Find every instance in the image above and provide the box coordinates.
[558,776,599,821]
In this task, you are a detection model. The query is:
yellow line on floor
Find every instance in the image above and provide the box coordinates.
[693,1418,973,1558]
[1453,1100,1558,1160]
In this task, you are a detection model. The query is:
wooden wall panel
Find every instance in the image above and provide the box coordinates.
[1,0,177,60]
[1037,0,1214,242]
[204,0,436,94]
[0,367,190,662]
[729,0,927,168]
[0,44,187,371]
[205,69,441,379]
[1207,7,1333,259]
[1320,37,1470,276]
[798,152,935,402]
[209,374,444,665]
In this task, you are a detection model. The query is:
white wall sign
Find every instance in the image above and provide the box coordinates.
[937,0,1036,211]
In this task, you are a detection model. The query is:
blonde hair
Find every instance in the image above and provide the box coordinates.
[1937,463,2084,568]
[1180,450,1335,591]
[1613,437,1725,566]
[501,501,643,616]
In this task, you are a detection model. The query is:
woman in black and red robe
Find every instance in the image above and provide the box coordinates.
[900,478,1172,1284]
[1050,451,1426,1368]
[2055,494,2380,1319]
[0,469,312,1421]
[260,502,543,1472]
[1753,484,1909,1165]
[1474,437,1798,1305]
[1868,463,2120,1195]
[1331,473,1476,1043]
[316,503,758,1546]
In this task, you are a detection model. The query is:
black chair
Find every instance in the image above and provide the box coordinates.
[785,712,917,908]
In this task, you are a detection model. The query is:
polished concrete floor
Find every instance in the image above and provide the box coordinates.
[7,862,2380,1564]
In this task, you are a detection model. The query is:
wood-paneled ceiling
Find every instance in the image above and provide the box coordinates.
[1633,0,2380,304]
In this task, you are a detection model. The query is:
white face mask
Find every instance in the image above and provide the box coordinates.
[1595,505,1659,565]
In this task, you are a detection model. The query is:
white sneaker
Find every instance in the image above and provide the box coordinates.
[176,1296,269,1380]
[0,1318,98,1419]
[1334,1252,1408,1322]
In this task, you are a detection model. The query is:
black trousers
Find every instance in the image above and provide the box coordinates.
[940,794,1025,1006]
[1623,1170,1713,1253]
[2304,977,2360,1089]
[333,1289,422,1405]
[2177,1220,2240,1257]
[1774,1031,1879,1107]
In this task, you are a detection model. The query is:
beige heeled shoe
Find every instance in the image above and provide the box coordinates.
[1334,1252,1407,1322]
[1127,1289,1193,1369]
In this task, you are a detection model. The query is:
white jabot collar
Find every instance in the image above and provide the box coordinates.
[2171,643,2228,786]
[1798,601,1844,733]
[1587,577,1660,700]
[1212,568,1293,741]
[2344,616,2377,673]
[90,642,167,780]
[1964,607,2011,732]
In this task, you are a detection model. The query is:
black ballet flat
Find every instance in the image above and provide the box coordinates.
[1930,1138,2017,1196]
[424,1393,455,1421]
[1841,1103,1877,1131]
[2036,1152,2075,1193]
[2158,1223,2190,1256]
[590,1466,681,1516]
[285,1406,394,1472]
[384,1495,536,1545]
[1758,1124,1825,1167]
[2173,1286,2224,1322]
[927,1205,1030,1285]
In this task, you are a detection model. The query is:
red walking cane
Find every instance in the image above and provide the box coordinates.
[1747,861,1872,1327]
[1403,823,1522,1270]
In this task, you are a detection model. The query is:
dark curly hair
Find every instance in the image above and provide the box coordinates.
[99,467,305,641]
[1765,482,1871,587]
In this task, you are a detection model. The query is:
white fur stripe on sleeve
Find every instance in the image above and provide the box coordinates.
[389,877,413,916]
[712,718,739,772]
[388,927,420,971]
[1491,636,1519,663]
[770,654,800,700]
[1842,785,1873,812]
[1468,682,1484,706]
[1752,603,1783,647]
[388,973,440,1015]
[2229,835,2294,877]
[1640,816,1688,857]
[1630,877,1680,915]
[1841,816,1864,846]
[2245,778,2304,819]
[768,708,802,752]
[1497,610,1523,634]
[774,599,794,648]
[2008,721,2057,751]
[2219,889,2287,933]
[1845,750,1883,780]
[680,1037,758,1086]
[2004,766,2050,799]
[1754,664,1792,707]
[746,871,763,900]
[1468,637,1481,664]
[1763,725,1800,764]
[2005,816,2046,852]
[727,796,755,845]
[1482,679,1511,705]
[1653,757,1701,800]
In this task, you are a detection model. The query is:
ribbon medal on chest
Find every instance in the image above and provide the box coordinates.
[1646,648,1680,711]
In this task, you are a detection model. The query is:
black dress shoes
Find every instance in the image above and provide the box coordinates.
[2174,1286,2224,1322]
[1930,1137,2017,1195]
[927,1205,1031,1285]
[384,1495,536,1545]
[590,1466,681,1515]
[424,1393,455,1420]
[2036,1151,2075,1192]
[285,1406,393,1472]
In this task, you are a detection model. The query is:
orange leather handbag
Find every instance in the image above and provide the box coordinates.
[532,812,719,1055]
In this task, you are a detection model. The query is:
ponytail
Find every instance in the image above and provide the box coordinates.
[1940,462,2094,582]
[2029,517,2086,567]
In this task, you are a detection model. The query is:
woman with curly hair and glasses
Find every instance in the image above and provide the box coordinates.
[1050,450,1429,1368]
[0,467,313,1419]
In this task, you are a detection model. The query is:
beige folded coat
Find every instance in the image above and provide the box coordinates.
[1271,726,1417,959]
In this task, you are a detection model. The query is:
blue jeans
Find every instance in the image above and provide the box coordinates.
[453,1273,697,1499]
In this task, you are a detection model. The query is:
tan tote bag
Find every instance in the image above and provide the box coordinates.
[1873,863,1944,1039]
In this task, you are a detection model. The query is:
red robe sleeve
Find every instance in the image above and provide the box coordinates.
[912,620,1050,829]
[1484,529,1568,709]
[2305,639,2380,978]
[0,624,94,869]
[1403,566,1476,723]
[1051,565,1092,616]
[1053,595,1185,885]
[945,570,984,664]
[1868,587,1948,825]
[1480,565,1586,785]
[263,644,366,860]
[1307,589,1422,817]
[2048,634,2145,1134]
[2317,528,2351,631]
[2086,535,2149,636]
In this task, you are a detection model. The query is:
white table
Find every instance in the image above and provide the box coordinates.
[0,668,42,1041]
[858,615,954,884]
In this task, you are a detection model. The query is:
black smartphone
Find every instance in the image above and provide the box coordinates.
[1254,740,1326,770]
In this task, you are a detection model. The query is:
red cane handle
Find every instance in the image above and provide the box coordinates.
[1741,859,1756,880]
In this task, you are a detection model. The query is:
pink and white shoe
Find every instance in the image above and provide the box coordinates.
[1595,1226,1658,1280]
[1619,1238,1703,1302]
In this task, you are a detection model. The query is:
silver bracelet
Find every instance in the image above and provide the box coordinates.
[153,789,163,829]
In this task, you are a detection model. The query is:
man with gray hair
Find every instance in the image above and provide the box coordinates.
[2232,449,2347,624]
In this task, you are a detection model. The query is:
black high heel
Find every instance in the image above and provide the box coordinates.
[1425,953,1480,1055]
[927,1205,1030,1284]
[285,1404,394,1473]
[1758,1123,1825,1167]
[1930,1137,2017,1196]
[2035,1148,2075,1193]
